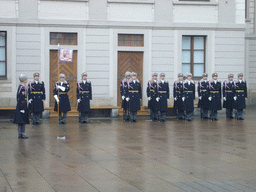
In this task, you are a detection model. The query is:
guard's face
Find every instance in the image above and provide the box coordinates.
[132,76,137,80]
[213,76,217,80]
[24,79,28,83]
[34,76,39,81]
[127,75,130,79]
[187,76,192,81]
[60,77,65,82]
[153,76,157,80]
[239,76,243,80]
[178,77,183,81]
[83,76,87,80]
[229,77,233,81]
[203,76,207,80]
[161,76,165,80]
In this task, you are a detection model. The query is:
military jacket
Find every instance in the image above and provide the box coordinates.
[77,80,92,112]
[28,81,45,113]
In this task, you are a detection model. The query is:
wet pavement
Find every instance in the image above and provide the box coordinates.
[0,109,256,192]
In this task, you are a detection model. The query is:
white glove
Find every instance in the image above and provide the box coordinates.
[57,85,61,89]
[182,97,185,102]
[29,99,33,103]
[77,99,81,103]
[54,95,60,103]
[126,97,130,102]
[199,96,202,100]
[156,97,160,102]
[174,97,177,101]
[148,97,151,101]
[234,96,237,101]
[122,96,125,100]
[20,110,25,113]
[208,97,212,101]
[223,97,226,101]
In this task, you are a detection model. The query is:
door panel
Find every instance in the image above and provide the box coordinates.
[117,51,143,106]
[50,50,77,107]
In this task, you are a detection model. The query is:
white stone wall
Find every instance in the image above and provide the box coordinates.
[215,31,245,82]
[85,28,112,106]
[151,30,175,98]
[16,27,41,85]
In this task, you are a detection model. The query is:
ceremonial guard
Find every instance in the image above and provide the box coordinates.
[208,73,222,121]
[198,73,210,119]
[120,71,131,121]
[127,72,142,122]
[173,73,185,120]
[158,73,169,122]
[234,73,247,120]
[53,73,71,124]
[223,74,235,119]
[182,73,195,121]
[14,74,29,139]
[147,73,159,120]
[28,72,45,125]
[77,72,92,124]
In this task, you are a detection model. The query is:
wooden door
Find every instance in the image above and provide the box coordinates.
[50,50,77,107]
[117,51,143,106]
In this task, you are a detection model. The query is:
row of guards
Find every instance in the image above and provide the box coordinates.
[13,72,247,139]
[120,72,247,122]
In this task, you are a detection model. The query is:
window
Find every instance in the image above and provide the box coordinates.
[0,32,7,79]
[50,32,77,45]
[118,34,144,47]
[182,36,206,77]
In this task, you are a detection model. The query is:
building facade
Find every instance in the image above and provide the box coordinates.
[0,0,247,111]
[246,0,256,104]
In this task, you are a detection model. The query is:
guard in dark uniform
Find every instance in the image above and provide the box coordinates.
[77,72,92,124]
[53,73,71,124]
[208,73,222,121]
[183,73,195,121]
[147,72,159,120]
[234,73,247,120]
[173,73,185,120]
[127,72,142,122]
[14,74,29,139]
[158,73,169,122]
[120,71,131,121]
[223,74,235,119]
[198,73,210,119]
[28,72,45,125]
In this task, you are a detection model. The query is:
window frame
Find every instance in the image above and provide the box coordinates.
[118,34,144,47]
[0,31,7,80]
[182,35,206,79]
[50,32,78,46]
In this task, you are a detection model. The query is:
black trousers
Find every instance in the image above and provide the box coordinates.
[177,110,184,119]
[130,112,137,121]
[186,111,192,120]
[226,108,233,118]
[123,109,130,121]
[150,110,158,120]
[18,124,25,136]
[236,109,244,119]
[80,112,89,122]
[32,112,41,123]
[159,111,166,121]
[211,110,218,119]
[59,112,67,123]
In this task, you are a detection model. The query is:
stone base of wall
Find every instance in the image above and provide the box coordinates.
[248,90,256,105]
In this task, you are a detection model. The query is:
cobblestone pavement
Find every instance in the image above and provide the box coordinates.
[0,108,256,191]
